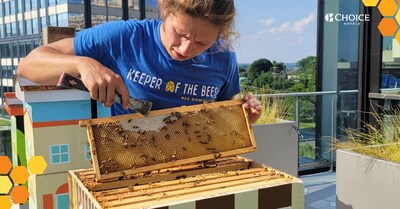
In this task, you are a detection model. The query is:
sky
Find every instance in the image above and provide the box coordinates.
[234,0,318,64]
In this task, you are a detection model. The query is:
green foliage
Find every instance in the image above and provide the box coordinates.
[246,58,273,81]
[240,56,317,124]
[337,106,400,163]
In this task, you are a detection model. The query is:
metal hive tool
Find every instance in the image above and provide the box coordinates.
[80,99,256,181]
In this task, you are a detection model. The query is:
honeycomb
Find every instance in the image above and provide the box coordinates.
[80,99,256,181]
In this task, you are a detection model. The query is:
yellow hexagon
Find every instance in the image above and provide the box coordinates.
[28,156,47,174]
[0,156,12,175]
[0,176,13,194]
[10,186,29,204]
[396,8,400,24]
[10,166,30,184]
[0,196,12,209]
[378,18,398,36]
[362,0,380,6]
[395,30,400,44]
[378,0,398,16]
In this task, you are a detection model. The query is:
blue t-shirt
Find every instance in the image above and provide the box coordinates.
[74,19,240,115]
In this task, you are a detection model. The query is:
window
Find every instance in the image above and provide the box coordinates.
[57,13,68,27]
[11,22,17,36]
[5,23,11,37]
[10,0,15,15]
[40,16,47,31]
[84,143,91,160]
[68,0,83,4]
[25,41,32,54]
[25,0,31,11]
[0,2,3,16]
[0,26,3,38]
[49,0,56,6]
[25,19,32,35]
[108,0,121,8]
[5,1,10,16]
[57,0,67,4]
[17,0,23,13]
[69,12,84,30]
[32,18,38,34]
[12,42,17,58]
[19,42,26,57]
[50,144,70,164]
[49,14,57,26]
[92,0,106,6]
[39,0,45,8]
[33,39,39,49]
[18,21,24,35]
[31,0,37,10]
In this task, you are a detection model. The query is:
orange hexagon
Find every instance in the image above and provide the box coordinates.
[0,156,12,174]
[378,0,398,16]
[362,0,380,6]
[378,18,398,36]
[28,156,47,174]
[0,196,12,209]
[10,166,30,184]
[0,176,13,194]
[10,186,29,204]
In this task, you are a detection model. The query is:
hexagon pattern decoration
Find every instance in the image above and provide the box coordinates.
[378,18,398,36]
[0,196,12,209]
[378,0,398,16]
[28,156,47,174]
[10,166,29,184]
[0,176,13,194]
[362,0,380,6]
[9,186,29,204]
[0,156,12,174]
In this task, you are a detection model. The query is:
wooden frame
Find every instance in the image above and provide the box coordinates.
[68,156,303,209]
[80,99,256,181]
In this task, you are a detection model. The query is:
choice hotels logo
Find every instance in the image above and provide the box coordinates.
[324,12,370,25]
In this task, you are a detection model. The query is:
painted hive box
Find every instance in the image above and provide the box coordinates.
[68,157,304,209]
[80,100,256,181]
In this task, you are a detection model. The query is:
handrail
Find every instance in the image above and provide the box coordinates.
[253,89,359,172]
[254,89,358,97]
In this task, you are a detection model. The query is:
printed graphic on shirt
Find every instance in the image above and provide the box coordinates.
[126,68,219,103]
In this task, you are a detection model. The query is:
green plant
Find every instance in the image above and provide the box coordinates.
[255,96,290,124]
[337,106,400,163]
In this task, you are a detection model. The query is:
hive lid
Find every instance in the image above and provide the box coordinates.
[80,99,256,181]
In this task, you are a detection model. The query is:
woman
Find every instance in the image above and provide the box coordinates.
[17,0,262,123]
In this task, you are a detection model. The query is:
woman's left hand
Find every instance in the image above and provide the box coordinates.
[243,92,262,124]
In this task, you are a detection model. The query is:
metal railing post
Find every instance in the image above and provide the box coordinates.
[330,96,336,172]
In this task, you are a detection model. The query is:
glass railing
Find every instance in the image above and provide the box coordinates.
[255,90,358,173]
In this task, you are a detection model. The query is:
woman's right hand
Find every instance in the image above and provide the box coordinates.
[77,57,130,110]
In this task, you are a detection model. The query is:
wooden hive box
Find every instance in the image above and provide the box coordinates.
[80,99,256,181]
[68,156,305,209]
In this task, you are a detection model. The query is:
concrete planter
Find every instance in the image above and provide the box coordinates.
[242,120,298,176]
[336,148,400,209]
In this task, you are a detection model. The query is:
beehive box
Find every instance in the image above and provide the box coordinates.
[80,100,256,181]
[68,156,305,209]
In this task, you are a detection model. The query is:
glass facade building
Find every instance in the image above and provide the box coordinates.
[0,0,159,105]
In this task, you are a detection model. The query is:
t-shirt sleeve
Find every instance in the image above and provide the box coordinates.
[216,51,241,100]
[73,21,129,63]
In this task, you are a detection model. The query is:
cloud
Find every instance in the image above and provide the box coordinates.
[292,13,315,33]
[257,18,275,26]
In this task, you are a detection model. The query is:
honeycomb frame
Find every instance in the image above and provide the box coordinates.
[80,99,256,181]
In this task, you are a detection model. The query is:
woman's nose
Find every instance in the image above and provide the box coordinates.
[179,39,194,56]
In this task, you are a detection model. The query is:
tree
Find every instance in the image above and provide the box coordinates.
[247,58,273,81]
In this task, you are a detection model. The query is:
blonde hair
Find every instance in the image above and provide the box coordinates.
[158,0,237,50]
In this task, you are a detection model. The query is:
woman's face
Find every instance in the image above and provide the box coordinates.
[160,13,220,61]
